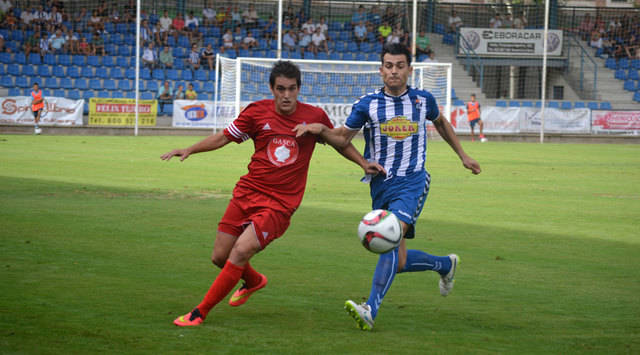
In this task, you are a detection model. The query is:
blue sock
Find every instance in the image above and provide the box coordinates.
[366,248,399,320]
[399,249,452,275]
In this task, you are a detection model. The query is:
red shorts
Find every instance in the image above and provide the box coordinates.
[218,187,292,249]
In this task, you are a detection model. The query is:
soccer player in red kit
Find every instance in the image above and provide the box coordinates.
[161,61,383,326]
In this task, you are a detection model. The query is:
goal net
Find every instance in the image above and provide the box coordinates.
[215,55,452,129]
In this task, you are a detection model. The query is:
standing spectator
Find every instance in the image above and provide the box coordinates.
[415,30,431,57]
[142,42,157,69]
[378,21,392,43]
[203,3,216,26]
[311,27,328,55]
[157,80,173,113]
[502,13,513,29]
[222,28,234,50]
[242,4,258,29]
[78,36,91,55]
[174,84,185,100]
[242,31,258,51]
[185,11,201,44]
[354,21,367,44]
[159,45,174,69]
[283,30,297,51]
[489,13,502,29]
[351,5,368,28]
[448,10,463,33]
[24,31,40,58]
[185,43,201,70]
[92,31,105,56]
[513,11,527,30]
[201,43,215,70]
[48,28,66,54]
[185,83,197,100]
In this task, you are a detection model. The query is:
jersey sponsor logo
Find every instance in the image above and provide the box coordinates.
[267,135,299,167]
[263,123,271,130]
[380,116,418,140]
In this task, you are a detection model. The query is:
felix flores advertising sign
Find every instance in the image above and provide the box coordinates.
[459,28,563,57]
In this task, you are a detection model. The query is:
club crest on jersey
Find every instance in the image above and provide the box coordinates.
[267,135,299,167]
[380,116,418,140]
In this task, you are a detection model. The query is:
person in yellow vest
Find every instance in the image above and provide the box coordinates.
[466,94,486,142]
[31,82,44,135]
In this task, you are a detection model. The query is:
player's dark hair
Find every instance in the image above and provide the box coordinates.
[269,61,301,88]
[381,43,412,65]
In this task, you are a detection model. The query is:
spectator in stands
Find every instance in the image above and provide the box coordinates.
[578,13,594,40]
[64,28,78,54]
[92,31,105,56]
[185,11,202,44]
[159,45,174,69]
[625,32,640,59]
[423,50,437,63]
[264,16,277,41]
[394,23,409,47]
[311,26,328,55]
[378,21,392,43]
[589,30,603,50]
[243,4,259,29]
[354,21,367,44]
[415,30,431,57]
[20,7,35,31]
[316,17,329,36]
[0,0,12,16]
[32,5,48,28]
[158,10,172,44]
[49,28,66,54]
[283,29,297,51]
[201,43,215,71]
[299,27,312,57]
[382,7,395,27]
[216,6,228,29]
[109,7,122,24]
[502,13,513,29]
[174,84,185,100]
[78,36,91,55]
[141,19,154,44]
[89,10,104,33]
[157,81,173,113]
[229,5,242,28]
[172,13,186,39]
[222,28,234,50]
[301,18,315,35]
[73,7,88,32]
[386,28,400,45]
[284,6,296,24]
[39,32,50,57]
[185,83,197,100]
[242,31,258,51]
[513,11,527,30]
[490,13,502,29]
[3,10,18,31]
[351,5,368,28]
[142,42,158,69]
[185,43,201,71]
[232,26,244,50]
[282,17,293,32]
[203,3,216,26]
[448,10,463,33]
[47,6,62,33]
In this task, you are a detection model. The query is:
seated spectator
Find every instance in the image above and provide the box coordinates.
[625,33,640,59]
[185,83,197,100]
[242,31,258,51]
[282,29,297,51]
[301,18,315,35]
[351,5,368,28]
[49,28,66,54]
[354,21,367,44]
[394,23,409,46]
[423,50,438,63]
[172,13,186,38]
[109,7,122,24]
[578,13,594,40]
[174,84,185,100]
[229,6,242,27]
[589,30,603,49]
[216,6,228,28]
[449,10,463,33]
[513,11,527,30]
[264,16,277,41]
[185,11,201,44]
[89,10,104,33]
[47,6,63,33]
[64,28,78,54]
[159,45,174,69]
[489,13,502,29]
[0,33,4,53]
[73,7,90,32]
[316,17,329,36]
[24,31,40,58]
[382,7,395,26]
[222,28,234,49]
[386,28,400,44]
[415,30,431,56]
[232,26,244,50]
[78,36,91,56]
[32,6,48,28]
[378,21,392,43]
[141,19,154,44]
[502,13,513,29]
[142,42,157,69]
[202,2,216,26]
[3,11,18,31]
[158,10,172,44]
[92,31,105,56]
[298,27,312,57]
[311,27,328,55]
[39,32,50,57]
[20,7,36,31]
[0,0,11,16]
[157,80,173,112]
[201,43,215,70]
[184,43,201,70]
[242,4,258,29]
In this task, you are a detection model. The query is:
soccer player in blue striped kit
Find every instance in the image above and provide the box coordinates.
[294,43,481,330]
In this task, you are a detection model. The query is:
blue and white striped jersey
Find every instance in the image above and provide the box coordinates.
[345,87,440,178]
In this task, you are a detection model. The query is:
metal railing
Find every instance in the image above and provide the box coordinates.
[456,31,485,91]
[566,33,598,100]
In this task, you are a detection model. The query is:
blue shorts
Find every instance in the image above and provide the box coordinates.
[369,170,431,239]
[469,118,481,128]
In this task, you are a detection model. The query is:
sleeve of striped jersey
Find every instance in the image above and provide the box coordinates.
[344,99,368,130]
[223,104,254,143]
[425,93,440,121]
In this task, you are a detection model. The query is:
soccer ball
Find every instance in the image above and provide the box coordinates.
[357,210,403,254]
[480,137,488,143]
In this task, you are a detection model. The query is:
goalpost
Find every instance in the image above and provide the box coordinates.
[214,55,452,130]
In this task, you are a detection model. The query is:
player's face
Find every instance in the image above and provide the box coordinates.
[380,53,412,95]
[270,76,299,116]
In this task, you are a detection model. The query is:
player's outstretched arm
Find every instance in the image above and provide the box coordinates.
[161,130,231,162]
[336,143,387,176]
[432,114,481,175]
[293,123,355,149]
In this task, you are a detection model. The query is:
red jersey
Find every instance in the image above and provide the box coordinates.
[223,100,333,213]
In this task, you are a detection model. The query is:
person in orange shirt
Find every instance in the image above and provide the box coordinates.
[31,82,44,135]
[466,94,486,142]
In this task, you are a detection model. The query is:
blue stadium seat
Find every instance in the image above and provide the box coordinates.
[45,77,59,89]
[1,76,13,87]
[508,101,520,107]
[74,78,88,90]
[547,101,560,108]
[118,79,131,91]
[103,79,116,90]
[614,69,627,80]
[587,102,599,110]
[140,68,151,80]
[434,23,446,35]
[203,82,215,93]
[96,67,109,79]
[112,91,124,99]
[496,100,507,107]
[244,83,257,94]
[181,70,193,81]
[22,65,36,76]
[98,90,110,98]
[628,70,639,81]
[600,102,612,109]
[52,66,65,77]
[125,91,135,99]
[152,69,164,80]
[163,103,173,115]
[141,91,153,100]
[43,54,56,65]
[89,79,101,90]
[60,77,73,89]
[111,68,124,79]
[7,63,19,75]
[618,58,630,70]
[67,66,80,78]
[82,90,94,101]
[146,81,159,92]
[560,101,572,110]
[53,89,66,98]
[59,54,71,66]
[14,53,26,64]
[118,46,132,57]
[116,56,129,68]
[634,91,640,102]
[81,66,94,78]
[632,59,640,70]
[28,77,41,88]
[72,55,86,66]
[574,102,586,108]
[28,53,41,65]
[194,69,208,81]
[197,93,209,100]
[125,68,136,79]
[102,56,116,67]
[8,87,20,96]
[0,52,11,64]
[87,56,100,67]
[624,80,637,91]
[605,58,616,70]
[68,90,80,100]
[166,69,179,81]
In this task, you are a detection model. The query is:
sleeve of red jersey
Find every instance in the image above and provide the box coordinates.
[223,103,255,143]
[319,108,334,129]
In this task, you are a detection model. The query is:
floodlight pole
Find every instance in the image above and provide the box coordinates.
[540,0,550,144]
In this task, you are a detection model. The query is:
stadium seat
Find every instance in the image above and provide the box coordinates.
[45,77,59,89]
[60,77,73,89]
[89,79,101,90]
[547,101,560,108]
[140,68,151,80]
[28,77,41,88]
[81,66,95,78]
[98,90,110,98]
[453,99,465,106]
[103,79,116,91]
[22,65,36,76]
[111,68,124,79]
[53,89,66,98]
[628,70,639,81]
[82,90,94,101]
[634,91,640,102]
[614,69,627,80]
[600,102,612,109]
[605,58,616,70]
[125,68,136,79]
[496,100,507,107]
[74,78,88,90]
[0,52,11,64]
[624,80,637,91]
[632,59,640,70]
[587,102,599,110]
[43,54,56,65]
[574,102,586,108]
[146,81,159,92]
[197,93,209,100]
[1,76,13,87]
[102,56,116,67]
[96,67,109,79]
[560,101,572,110]
[194,69,208,81]
[434,23,446,35]
[14,53,26,64]
[28,53,41,65]
[116,56,129,68]
[163,103,173,115]
[203,82,215,93]
[141,91,153,100]
[166,69,179,81]
[52,66,65,77]
[117,79,131,91]
[68,90,80,100]
[618,58,630,70]
[509,101,520,107]
[67,66,80,78]
[174,59,185,69]
[181,70,193,81]
[8,87,20,96]
[125,91,135,99]
[59,54,71,66]
[152,69,165,80]
[72,55,86,66]
[7,63,19,76]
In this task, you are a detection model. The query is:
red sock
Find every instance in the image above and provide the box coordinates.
[197,260,244,318]
[242,262,262,288]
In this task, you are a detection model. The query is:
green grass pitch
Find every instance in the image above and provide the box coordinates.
[1,135,639,354]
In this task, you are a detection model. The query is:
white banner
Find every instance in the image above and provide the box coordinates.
[172,100,216,127]
[0,96,83,125]
[459,28,563,56]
